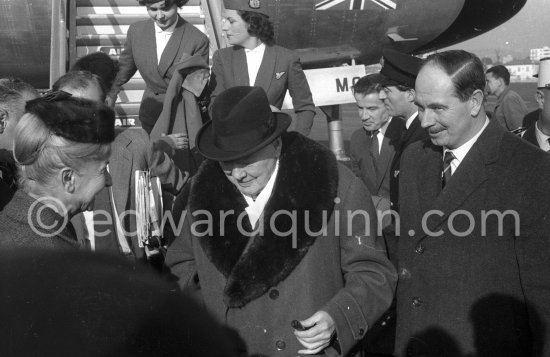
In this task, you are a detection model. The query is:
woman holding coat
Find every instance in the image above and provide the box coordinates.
[107,0,209,134]
[209,0,316,136]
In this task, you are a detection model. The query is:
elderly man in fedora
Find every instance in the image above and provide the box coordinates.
[165,86,397,356]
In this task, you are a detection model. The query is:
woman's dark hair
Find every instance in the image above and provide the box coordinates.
[238,10,275,45]
[138,0,188,7]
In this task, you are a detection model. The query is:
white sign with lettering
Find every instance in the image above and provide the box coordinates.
[282,65,367,109]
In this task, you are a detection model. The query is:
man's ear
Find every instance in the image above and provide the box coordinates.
[406,88,416,103]
[470,89,484,117]
[0,109,8,134]
[60,167,76,193]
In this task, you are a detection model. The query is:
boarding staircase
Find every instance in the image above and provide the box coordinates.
[64,0,223,126]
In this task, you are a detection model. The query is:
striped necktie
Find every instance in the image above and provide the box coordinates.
[441,151,456,188]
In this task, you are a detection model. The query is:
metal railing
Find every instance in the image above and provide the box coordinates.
[49,0,69,87]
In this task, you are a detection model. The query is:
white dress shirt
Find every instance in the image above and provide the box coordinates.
[374,117,393,154]
[241,159,279,228]
[245,43,266,86]
[535,122,550,151]
[154,21,178,65]
[405,111,418,130]
[443,117,490,175]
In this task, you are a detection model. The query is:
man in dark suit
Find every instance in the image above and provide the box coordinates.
[350,75,404,229]
[522,57,550,151]
[107,0,209,134]
[377,49,428,216]
[395,50,550,356]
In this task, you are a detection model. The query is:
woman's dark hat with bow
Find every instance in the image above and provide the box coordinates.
[26,92,115,144]
[196,86,291,161]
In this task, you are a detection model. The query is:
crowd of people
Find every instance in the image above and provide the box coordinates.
[1,0,549,356]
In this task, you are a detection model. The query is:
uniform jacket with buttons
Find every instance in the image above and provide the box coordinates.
[493,87,528,131]
[395,120,550,356]
[209,45,316,135]
[165,132,397,356]
[109,16,209,130]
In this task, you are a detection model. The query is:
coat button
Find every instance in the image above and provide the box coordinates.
[275,340,286,350]
[415,243,425,254]
[359,328,365,336]
[269,289,279,300]
[412,297,422,307]
[400,268,411,279]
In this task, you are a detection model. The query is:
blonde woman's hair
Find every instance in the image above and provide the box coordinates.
[13,112,111,191]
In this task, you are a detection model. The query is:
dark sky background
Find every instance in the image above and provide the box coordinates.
[444,0,549,59]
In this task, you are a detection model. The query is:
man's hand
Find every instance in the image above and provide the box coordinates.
[293,310,336,355]
[163,133,189,150]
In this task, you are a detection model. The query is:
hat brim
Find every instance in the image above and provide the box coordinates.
[196,111,291,161]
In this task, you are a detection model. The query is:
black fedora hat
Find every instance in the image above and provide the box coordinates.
[196,86,291,161]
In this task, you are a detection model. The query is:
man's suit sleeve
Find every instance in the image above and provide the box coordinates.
[515,157,550,356]
[108,24,138,100]
[137,129,188,195]
[502,93,527,131]
[287,52,316,136]
[208,50,225,112]
[322,173,397,356]
[349,133,362,179]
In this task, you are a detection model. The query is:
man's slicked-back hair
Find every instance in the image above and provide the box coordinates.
[0,77,39,100]
[71,52,119,92]
[486,65,511,85]
[352,75,382,97]
[52,71,106,102]
[0,85,24,119]
[422,50,486,102]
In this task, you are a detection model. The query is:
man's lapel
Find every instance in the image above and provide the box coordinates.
[158,16,185,78]
[420,121,502,236]
[375,119,400,191]
[232,48,250,86]
[110,134,134,213]
[254,45,276,91]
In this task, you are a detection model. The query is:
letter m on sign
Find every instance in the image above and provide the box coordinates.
[315,0,396,10]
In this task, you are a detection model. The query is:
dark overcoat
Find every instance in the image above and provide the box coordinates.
[165,133,397,356]
[395,120,550,356]
[209,45,316,132]
[0,190,81,249]
[110,16,209,131]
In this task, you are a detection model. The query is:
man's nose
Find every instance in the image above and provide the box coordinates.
[379,91,387,100]
[221,19,229,31]
[231,167,246,180]
[419,110,434,128]
[360,110,369,120]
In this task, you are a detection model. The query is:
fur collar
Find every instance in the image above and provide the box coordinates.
[189,132,338,307]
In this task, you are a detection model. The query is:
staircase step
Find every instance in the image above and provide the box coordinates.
[77,6,202,16]
[76,14,204,26]
[76,0,200,6]
[76,24,206,45]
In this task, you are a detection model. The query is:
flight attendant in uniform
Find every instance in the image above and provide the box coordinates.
[107,0,209,134]
[209,0,316,136]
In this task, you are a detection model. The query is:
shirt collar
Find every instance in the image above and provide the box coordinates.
[241,159,279,227]
[444,116,490,165]
[154,19,178,34]
[405,111,418,130]
[245,42,266,54]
